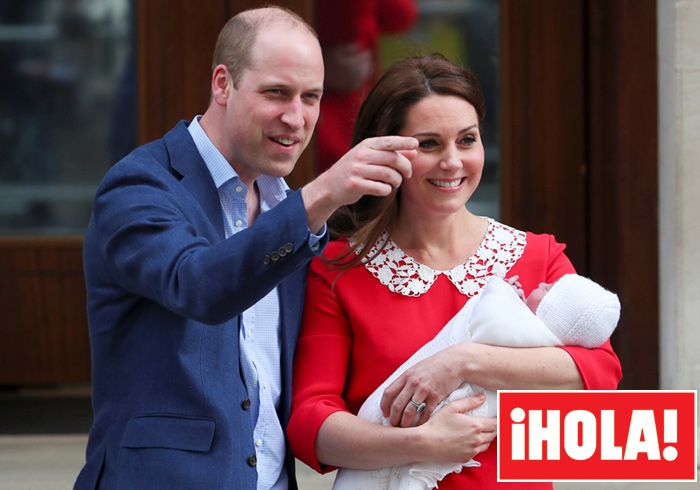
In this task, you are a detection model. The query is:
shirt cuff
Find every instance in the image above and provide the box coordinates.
[308,224,327,252]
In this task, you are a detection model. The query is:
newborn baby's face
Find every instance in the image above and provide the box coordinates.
[525,282,554,313]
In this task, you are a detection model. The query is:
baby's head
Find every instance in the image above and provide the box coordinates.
[526,274,621,347]
[525,282,553,313]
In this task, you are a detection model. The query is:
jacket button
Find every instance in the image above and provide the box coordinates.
[241,399,251,410]
[263,255,270,265]
[271,251,280,261]
[278,247,287,257]
[285,242,293,253]
[247,454,257,467]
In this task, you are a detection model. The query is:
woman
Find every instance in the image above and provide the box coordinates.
[287,54,622,489]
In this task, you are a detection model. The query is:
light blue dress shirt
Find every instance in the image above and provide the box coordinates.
[188,116,319,489]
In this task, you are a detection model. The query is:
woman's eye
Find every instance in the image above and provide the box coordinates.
[460,134,477,145]
[418,139,438,149]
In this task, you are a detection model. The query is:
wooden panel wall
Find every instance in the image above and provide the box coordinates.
[500,0,587,269]
[1,1,657,389]
[0,1,315,387]
[501,0,658,389]
[0,237,90,384]
[586,0,658,389]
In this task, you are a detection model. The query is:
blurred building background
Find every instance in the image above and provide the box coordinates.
[0,0,697,488]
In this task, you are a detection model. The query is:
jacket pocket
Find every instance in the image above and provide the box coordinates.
[121,414,215,452]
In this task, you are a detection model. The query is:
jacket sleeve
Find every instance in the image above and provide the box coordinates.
[542,235,623,389]
[91,161,326,325]
[287,257,352,473]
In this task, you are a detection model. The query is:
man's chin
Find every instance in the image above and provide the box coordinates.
[264,159,298,178]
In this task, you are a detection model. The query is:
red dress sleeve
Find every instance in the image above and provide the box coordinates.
[539,234,623,389]
[288,254,352,472]
[561,340,622,389]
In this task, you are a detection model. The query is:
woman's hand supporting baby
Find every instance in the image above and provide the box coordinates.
[381,340,584,429]
[381,343,468,428]
[316,393,495,470]
[418,394,497,463]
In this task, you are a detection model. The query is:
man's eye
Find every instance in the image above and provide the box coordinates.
[303,93,321,103]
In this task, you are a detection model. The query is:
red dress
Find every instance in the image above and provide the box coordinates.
[288,220,622,489]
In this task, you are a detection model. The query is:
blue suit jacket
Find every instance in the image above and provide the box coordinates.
[75,121,326,489]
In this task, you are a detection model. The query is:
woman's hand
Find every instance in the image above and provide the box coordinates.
[417,394,497,463]
[380,343,469,427]
[314,393,495,470]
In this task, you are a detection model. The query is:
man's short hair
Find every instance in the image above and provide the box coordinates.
[211,6,317,87]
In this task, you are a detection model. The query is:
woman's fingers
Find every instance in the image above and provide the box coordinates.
[420,396,498,462]
[381,346,467,426]
[450,392,487,415]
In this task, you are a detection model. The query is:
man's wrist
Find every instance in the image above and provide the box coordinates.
[301,178,336,233]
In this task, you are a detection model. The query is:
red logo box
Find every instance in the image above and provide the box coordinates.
[497,390,697,482]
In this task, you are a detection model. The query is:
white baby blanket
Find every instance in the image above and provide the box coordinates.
[332,275,615,490]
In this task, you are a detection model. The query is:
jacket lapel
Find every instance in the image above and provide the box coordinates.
[164,121,225,241]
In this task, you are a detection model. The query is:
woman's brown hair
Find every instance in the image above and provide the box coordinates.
[328,54,485,268]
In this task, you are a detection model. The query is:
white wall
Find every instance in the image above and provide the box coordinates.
[657,0,700,400]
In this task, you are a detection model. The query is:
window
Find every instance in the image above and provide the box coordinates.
[381,0,500,217]
[0,0,136,234]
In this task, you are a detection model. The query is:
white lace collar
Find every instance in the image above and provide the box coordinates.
[361,219,527,297]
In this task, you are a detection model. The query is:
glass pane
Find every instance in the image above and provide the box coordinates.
[0,0,136,235]
[380,0,500,218]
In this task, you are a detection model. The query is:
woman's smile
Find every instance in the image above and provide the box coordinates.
[427,177,465,189]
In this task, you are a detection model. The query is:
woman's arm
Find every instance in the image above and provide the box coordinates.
[288,255,497,471]
[379,342,583,427]
[380,234,623,427]
[316,395,496,470]
[459,343,584,390]
[560,340,622,389]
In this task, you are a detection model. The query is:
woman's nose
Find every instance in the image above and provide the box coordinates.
[439,149,462,171]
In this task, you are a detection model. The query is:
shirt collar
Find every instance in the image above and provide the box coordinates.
[187,115,289,207]
[361,219,527,297]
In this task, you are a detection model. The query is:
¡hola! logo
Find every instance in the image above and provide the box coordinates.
[497,390,697,482]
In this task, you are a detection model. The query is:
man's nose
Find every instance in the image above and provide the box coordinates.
[280,98,304,129]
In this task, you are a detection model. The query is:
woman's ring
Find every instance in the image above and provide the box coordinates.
[409,399,427,414]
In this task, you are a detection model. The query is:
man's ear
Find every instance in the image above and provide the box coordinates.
[211,64,230,106]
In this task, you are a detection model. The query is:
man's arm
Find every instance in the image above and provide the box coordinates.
[92,164,319,325]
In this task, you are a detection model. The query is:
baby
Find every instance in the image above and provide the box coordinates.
[505,273,619,349]
[333,273,621,490]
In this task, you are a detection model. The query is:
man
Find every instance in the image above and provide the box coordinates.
[74,6,415,490]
